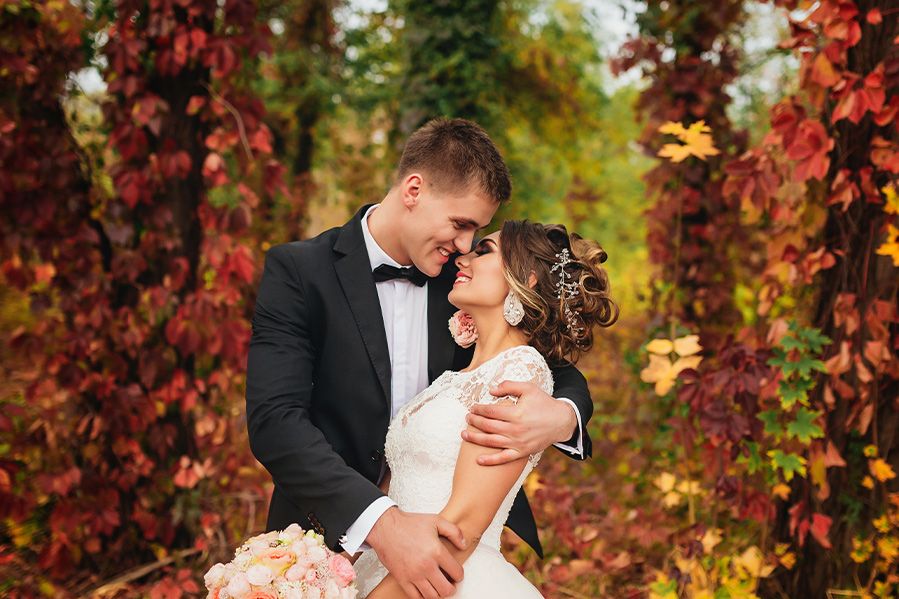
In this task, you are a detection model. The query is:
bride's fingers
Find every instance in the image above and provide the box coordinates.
[476,447,522,466]
[415,578,441,599]
[401,581,424,599]
[435,517,467,551]
[435,547,465,583]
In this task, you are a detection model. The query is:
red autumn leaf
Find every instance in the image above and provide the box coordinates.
[866,8,882,25]
[185,95,206,115]
[786,119,834,181]
[810,52,841,87]
[810,513,833,549]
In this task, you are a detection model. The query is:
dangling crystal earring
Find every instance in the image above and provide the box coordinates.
[503,291,525,326]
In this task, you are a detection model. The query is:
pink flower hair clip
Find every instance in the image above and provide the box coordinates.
[448,310,478,348]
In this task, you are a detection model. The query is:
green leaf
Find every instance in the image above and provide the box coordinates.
[787,408,824,444]
[779,334,804,351]
[782,354,827,378]
[737,441,765,474]
[758,410,783,438]
[768,449,807,482]
[778,381,808,409]
[798,327,832,352]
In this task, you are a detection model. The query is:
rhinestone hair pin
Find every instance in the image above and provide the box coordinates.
[550,248,584,334]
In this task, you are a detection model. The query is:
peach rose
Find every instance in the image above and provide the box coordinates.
[448,310,478,348]
[259,547,296,575]
[245,591,277,599]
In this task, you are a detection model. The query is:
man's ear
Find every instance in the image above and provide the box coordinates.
[401,173,423,209]
[528,272,538,289]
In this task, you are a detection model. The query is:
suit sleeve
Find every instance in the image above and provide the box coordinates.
[548,362,593,460]
[245,244,383,546]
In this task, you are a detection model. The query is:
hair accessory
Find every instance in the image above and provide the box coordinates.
[503,291,525,326]
[550,248,584,334]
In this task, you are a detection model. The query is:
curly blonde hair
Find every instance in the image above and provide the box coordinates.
[500,220,618,364]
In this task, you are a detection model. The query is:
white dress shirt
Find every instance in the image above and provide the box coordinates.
[339,205,584,554]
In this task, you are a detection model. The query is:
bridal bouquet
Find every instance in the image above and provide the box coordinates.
[204,523,357,599]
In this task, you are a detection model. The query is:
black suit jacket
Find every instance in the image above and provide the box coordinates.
[245,204,593,558]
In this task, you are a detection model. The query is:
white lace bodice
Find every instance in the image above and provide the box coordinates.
[353,345,554,597]
[384,344,553,550]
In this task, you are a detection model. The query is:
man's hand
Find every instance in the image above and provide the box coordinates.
[461,380,578,466]
[366,507,466,599]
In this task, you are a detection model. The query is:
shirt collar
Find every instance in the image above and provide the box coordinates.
[360,204,407,270]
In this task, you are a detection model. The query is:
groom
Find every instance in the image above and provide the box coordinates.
[246,118,593,599]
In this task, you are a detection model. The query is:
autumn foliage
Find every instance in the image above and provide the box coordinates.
[0,0,897,597]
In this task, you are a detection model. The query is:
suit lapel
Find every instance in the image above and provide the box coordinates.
[427,265,460,382]
[333,206,392,404]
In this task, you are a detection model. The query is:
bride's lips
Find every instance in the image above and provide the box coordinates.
[454,271,471,286]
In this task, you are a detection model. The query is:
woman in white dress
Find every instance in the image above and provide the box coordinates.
[354,220,618,598]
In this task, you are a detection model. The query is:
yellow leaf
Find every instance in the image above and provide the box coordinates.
[864,444,879,458]
[672,355,703,375]
[662,491,682,508]
[772,483,791,500]
[734,545,774,578]
[870,458,896,482]
[676,479,702,496]
[673,334,702,356]
[658,121,688,136]
[863,475,875,489]
[646,338,675,355]
[701,528,723,554]
[873,514,890,533]
[882,183,899,215]
[654,472,677,493]
[876,536,899,562]
[779,551,796,569]
[658,143,693,163]
[641,354,678,396]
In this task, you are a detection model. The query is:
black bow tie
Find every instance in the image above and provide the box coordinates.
[372,264,428,287]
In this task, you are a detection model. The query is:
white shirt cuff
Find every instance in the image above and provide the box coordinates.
[551,396,584,457]
[338,496,397,555]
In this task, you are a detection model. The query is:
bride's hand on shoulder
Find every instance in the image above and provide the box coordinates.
[462,380,577,466]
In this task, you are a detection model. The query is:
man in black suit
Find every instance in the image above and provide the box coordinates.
[246,118,592,599]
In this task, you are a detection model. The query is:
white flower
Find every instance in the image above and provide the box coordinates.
[324,579,340,599]
[283,523,304,538]
[245,564,274,586]
[340,587,356,599]
[283,587,304,599]
[306,588,322,599]
[234,552,252,568]
[290,541,308,557]
[306,545,327,562]
[204,563,228,589]
[226,572,251,598]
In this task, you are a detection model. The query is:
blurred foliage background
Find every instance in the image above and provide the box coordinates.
[1,0,897,598]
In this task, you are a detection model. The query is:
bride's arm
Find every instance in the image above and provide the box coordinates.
[367,403,528,598]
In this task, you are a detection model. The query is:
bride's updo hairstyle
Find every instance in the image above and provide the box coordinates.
[500,220,618,365]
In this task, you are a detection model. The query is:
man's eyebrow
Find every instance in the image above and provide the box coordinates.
[452,217,488,229]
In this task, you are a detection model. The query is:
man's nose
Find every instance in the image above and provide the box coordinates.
[453,231,475,255]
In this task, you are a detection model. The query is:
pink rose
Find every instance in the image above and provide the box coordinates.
[448,310,478,348]
[328,554,356,587]
[259,547,296,575]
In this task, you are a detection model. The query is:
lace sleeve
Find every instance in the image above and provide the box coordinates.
[460,345,555,408]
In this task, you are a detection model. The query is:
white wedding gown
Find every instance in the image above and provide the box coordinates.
[353,345,552,598]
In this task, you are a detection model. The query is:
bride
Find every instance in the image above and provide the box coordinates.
[353,219,618,598]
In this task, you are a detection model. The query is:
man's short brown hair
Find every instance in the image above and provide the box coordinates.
[396,118,512,203]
